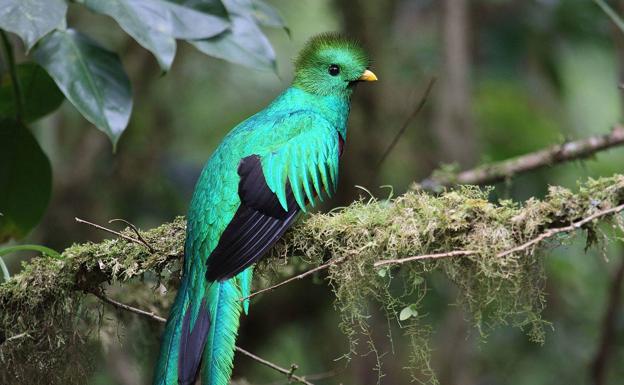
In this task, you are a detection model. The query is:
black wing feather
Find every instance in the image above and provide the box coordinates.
[206,155,299,281]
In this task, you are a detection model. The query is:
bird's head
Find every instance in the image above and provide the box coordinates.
[293,33,377,96]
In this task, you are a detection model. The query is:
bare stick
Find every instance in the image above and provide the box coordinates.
[90,288,166,323]
[376,203,624,267]
[109,218,156,253]
[1,332,31,345]
[497,203,624,258]
[421,125,624,190]
[75,217,154,253]
[235,346,315,385]
[90,290,316,385]
[241,256,347,302]
[374,250,476,267]
[376,77,437,170]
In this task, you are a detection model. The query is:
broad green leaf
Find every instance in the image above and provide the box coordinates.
[0,244,62,259]
[0,62,64,123]
[399,304,419,321]
[0,0,67,50]
[83,0,229,71]
[251,0,289,35]
[33,29,132,148]
[191,0,276,71]
[0,121,51,241]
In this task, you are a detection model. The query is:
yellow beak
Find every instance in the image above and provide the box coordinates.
[358,69,378,82]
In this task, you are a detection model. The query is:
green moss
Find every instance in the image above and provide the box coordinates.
[1,177,624,384]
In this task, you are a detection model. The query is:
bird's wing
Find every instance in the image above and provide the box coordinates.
[205,113,340,281]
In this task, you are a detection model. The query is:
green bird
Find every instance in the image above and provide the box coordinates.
[153,32,377,385]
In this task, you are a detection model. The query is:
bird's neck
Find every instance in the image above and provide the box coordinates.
[276,86,351,139]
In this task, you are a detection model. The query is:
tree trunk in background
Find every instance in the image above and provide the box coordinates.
[433,0,477,167]
[614,1,624,115]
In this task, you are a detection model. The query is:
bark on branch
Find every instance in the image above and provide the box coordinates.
[420,126,624,191]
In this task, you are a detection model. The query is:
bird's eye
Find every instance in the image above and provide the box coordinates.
[328,64,340,76]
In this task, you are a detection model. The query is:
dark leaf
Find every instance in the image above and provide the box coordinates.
[83,0,229,70]
[0,121,52,241]
[0,62,64,123]
[0,0,67,50]
[32,29,132,148]
[191,0,276,71]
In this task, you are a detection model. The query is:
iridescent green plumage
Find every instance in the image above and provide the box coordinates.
[153,33,374,385]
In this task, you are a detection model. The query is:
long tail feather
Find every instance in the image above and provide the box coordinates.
[201,278,243,385]
[153,276,211,385]
[153,278,188,385]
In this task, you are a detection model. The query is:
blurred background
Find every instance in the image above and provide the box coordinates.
[4,0,624,384]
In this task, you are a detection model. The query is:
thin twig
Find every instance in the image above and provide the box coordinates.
[376,77,437,170]
[264,370,338,385]
[375,203,624,267]
[109,218,156,253]
[90,288,166,323]
[75,217,154,253]
[241,256,347,302]
[2,332,31,344]
[374,250,476,267]
[90,289,316,385]
[0,30,24,122]
[497,203,624,258]
[235,346,315,385]
[420,126,624,190]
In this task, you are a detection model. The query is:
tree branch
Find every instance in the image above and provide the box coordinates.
[420,126,624,190]
[242,256,347,301]
[375,203,624,267]
[3,174,624,384]
[89,289,317,385]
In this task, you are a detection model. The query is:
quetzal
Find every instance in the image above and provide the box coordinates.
[153,32,376,385]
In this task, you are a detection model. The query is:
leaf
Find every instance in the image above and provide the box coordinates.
[0,244,62,259]
[399,304,419,321]
[0,0,67,51]
[169,0,228,18]
[33,29,133,148]
[191,0,276,71]
[0,62,64,123]
[251,0,289,35]
[83,0,229,71]
[0,121,52,241]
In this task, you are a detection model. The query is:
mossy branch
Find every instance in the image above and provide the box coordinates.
[420,126,624,190]
[2,175,624,384]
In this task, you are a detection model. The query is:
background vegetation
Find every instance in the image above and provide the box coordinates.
[2,0,624,384]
